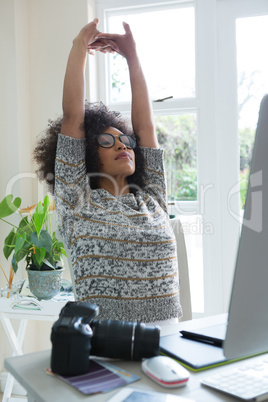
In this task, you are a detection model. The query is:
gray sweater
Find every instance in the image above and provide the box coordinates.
[55,133,182,322]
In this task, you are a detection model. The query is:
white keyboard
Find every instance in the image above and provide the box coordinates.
[201,357,268,401]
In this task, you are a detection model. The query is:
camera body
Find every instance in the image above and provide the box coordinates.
[51,302,160,376]
[50,302,98,376]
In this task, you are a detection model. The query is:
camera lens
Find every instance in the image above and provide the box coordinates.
[133,322,160,360]
[90,320,160,360]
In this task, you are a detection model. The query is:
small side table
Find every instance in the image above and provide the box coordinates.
[0,294,74,402]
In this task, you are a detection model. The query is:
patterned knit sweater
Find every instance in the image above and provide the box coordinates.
[54,133,182,322]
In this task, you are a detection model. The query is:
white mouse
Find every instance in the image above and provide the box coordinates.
[141,355,190,388]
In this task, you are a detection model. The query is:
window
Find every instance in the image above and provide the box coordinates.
[106,6,195,103]
[102,3,197,202]
[217,0,268,312]
[155,114,197,201]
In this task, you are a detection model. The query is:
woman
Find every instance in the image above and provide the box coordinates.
[34,18,182,323]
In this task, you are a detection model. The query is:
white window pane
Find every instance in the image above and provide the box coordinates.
[107,6,195,103]
[155,114,197,201]
[236,16,268,208]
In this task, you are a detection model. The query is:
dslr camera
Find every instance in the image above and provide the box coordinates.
[51,301,160,376]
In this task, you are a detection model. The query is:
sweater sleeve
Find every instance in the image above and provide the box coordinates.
[140,147,168,214]
[54,133,89,244]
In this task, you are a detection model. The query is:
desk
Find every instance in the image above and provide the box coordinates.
[0,295,73,402]
[5,313,267,402]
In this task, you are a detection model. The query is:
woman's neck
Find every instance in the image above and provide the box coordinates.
[98,176,130,196]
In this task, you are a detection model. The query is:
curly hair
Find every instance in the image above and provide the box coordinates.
[33,102,146,194]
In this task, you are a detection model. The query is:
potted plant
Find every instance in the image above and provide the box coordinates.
[0,194,66,300]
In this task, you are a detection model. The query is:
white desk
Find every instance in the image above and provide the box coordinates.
[0,295,73,402]
[5,313,267,402]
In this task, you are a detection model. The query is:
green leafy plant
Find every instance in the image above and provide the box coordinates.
[0,195,66,273]
[240,168,250,209]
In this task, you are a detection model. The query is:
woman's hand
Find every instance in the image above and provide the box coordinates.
[89,22,137,62]
[74,18,118,55]
[74,18,112,54]
[74,18,100,49]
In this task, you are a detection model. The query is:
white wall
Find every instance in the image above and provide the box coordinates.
[0,0,96,378]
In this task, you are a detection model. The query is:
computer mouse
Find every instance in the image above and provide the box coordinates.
[141,355,190,388]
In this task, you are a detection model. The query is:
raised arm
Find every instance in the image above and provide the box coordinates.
[61,19,100,139]
[95,22,158,148]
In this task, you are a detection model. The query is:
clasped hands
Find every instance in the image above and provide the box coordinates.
[85,18,136,60]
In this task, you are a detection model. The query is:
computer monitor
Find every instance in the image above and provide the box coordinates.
[224,94,268,359]
[160,95,268,369]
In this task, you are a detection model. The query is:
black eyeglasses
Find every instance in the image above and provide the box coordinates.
[96,133,136,149]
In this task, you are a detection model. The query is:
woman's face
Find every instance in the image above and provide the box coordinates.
[97,127,136,180]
